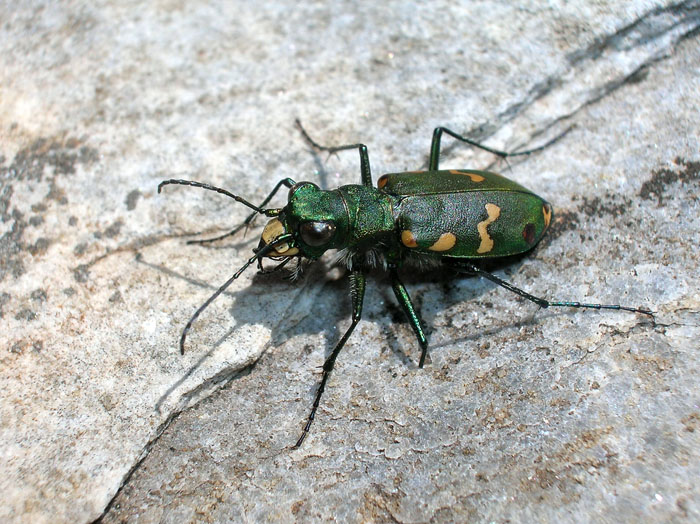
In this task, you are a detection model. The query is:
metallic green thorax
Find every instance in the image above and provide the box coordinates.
[283,181,397,260]
[336,185,397,252]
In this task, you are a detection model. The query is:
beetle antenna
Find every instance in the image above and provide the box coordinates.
[163,177,295,245]
[179,234,293,354]
[158,179,272,215]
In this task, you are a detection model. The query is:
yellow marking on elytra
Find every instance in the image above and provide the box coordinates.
[477,203,501,254]
[542,204,552,228]
[401,230,418,248]
[449,169,485,182]
[377,175,389,189]
[261,218,299,256]
[428,232,457,252]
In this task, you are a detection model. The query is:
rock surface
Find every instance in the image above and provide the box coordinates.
[1,1,699,522]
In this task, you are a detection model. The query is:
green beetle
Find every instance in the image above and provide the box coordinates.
[159,122,652,447]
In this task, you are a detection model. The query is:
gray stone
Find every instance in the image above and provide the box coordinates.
[1,1,698,523]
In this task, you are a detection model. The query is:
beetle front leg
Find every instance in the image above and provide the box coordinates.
[187,177,296,245]
[390,268,429,367]
[293,268,367,448]
[295,119,373,187]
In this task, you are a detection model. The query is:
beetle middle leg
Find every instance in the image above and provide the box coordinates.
[428,126,574,171]
[390,268,429,367]
[448,261,654,318]
[295,119,374,187]
[294,268,367,448]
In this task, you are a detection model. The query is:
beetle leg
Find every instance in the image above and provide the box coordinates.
[428,126,574,171]
[450,262,655,319]
[295,119,373,187]
[390,268,429,367]
[294,268,367,448]
[186,178,296,245]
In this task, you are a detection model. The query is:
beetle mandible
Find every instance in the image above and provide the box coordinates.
[159,121,653,447]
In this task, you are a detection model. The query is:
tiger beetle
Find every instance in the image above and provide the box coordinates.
[158,120,653,448]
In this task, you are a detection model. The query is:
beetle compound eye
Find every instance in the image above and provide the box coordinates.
[299,220,336,247]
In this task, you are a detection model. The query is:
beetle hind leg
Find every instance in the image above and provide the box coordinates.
[428,126,574,171]
[448,261,654,319]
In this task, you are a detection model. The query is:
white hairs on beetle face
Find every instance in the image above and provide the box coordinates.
[331,247,389,270]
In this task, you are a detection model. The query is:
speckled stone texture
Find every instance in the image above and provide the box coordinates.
[1,1,699,523]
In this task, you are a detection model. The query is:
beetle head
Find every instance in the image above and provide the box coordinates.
[257,181,348,260]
